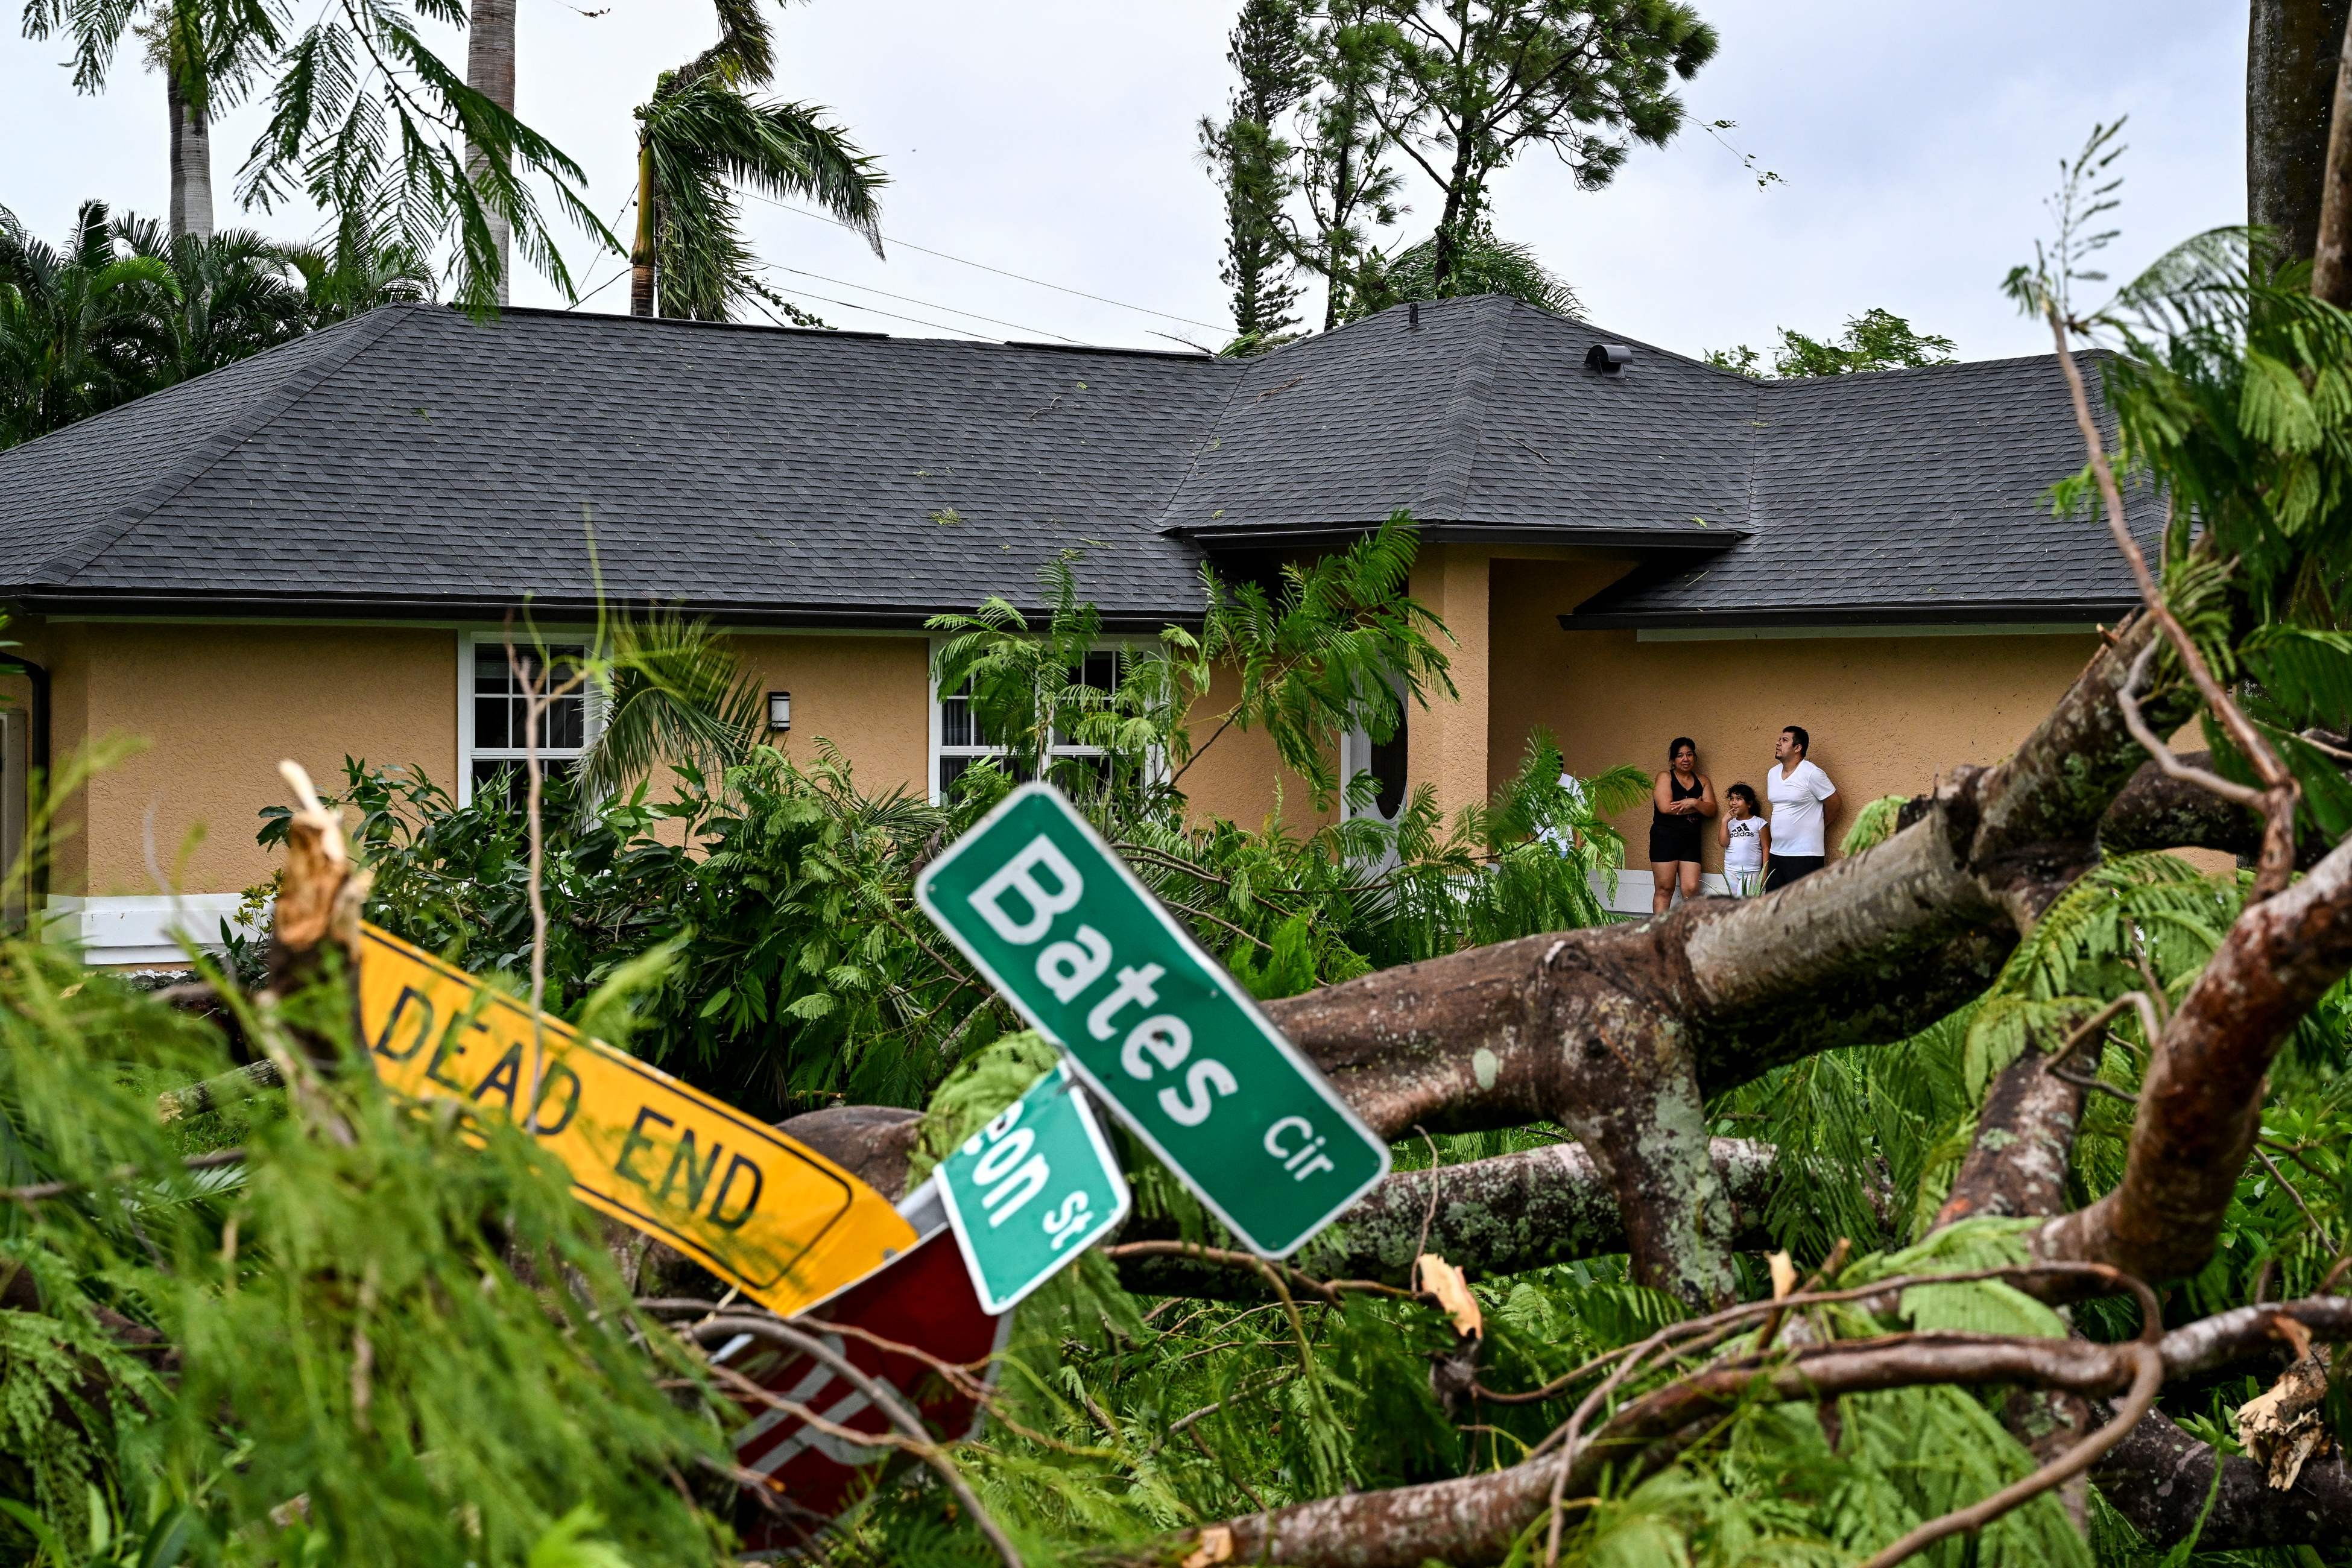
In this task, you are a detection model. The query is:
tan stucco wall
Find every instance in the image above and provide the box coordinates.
[53,622,459,896]
[1486,556,2103,873]
[1178,660,1338,833]
[18,582,2115,907]
[730,633,931,799]
[33,624,944,899]
[1411,543,1493,821]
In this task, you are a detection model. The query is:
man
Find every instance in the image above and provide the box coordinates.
[1762,725,1838,891]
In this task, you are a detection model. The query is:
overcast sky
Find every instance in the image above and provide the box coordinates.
[4,0,2246,362]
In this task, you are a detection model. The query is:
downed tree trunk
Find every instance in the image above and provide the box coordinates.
[1122,1138,1785,1298]
[1259,616,2193,1305]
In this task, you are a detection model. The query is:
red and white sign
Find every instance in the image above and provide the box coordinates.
[724,1207,1010,1546]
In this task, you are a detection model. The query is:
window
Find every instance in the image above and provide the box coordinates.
[460,636,596,808]
[1339,677,1409,824]
[931,650,1121,803]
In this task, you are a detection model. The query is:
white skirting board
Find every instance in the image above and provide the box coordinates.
[50,878,1701,961]
[41,894,259,969]
[1590,868,1736,915]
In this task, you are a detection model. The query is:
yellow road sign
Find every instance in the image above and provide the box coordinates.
[356,923,915,1317]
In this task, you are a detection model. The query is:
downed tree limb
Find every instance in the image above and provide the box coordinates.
[1114,1139,1783,1299]
[2100,747,2345,867]
[2095,1406,2352,1551]
[1934,1037,2102,1229]
[774,1099,1789,1300]
[2037,835,2352,1282]
[156,1060,283,1123]
[774,1103,925,1196]
[1160,1295,2352,1568]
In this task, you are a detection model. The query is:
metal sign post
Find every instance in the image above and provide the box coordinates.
[916,783,1388,1259]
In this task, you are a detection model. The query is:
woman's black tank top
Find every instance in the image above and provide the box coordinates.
[1650,773,1704,860]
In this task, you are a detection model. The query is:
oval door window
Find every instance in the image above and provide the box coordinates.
[1367,709,1407,821]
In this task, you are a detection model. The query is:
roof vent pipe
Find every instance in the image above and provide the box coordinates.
[1586,343,1631,375]
[1408,302,1421,330]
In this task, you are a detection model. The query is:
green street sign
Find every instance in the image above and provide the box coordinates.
[935,1061,1130,1314]
[916,783,1389,1258]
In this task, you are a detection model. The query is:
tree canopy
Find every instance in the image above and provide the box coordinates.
[1704,307,1958,378]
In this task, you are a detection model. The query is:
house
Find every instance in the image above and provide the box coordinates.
[0,294,2145,963]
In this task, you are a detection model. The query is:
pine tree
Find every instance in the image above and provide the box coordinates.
[1201,0,1309,347]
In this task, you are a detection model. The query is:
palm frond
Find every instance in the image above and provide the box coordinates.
[576,613,765,804]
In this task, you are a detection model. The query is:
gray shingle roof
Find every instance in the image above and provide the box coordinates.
[1161,294,1747,544]
[0,296,2143,627]
[1565,352,2151,626]
[0,305,1233,625]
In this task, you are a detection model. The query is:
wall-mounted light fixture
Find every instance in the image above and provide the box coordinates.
[768,691,792,732]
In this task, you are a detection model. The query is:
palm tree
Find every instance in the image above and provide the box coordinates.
[628,0,885,320]
[465,0,518,302]
[0,203,179,448]
[113,215,309,378]
[25,0,602,314]
[20,0,282,240]
[1342,223,1581,321]
[283,236,437,325]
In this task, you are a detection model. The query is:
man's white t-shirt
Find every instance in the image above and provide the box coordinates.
[1766,759,1837,857]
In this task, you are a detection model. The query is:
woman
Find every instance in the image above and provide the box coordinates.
[1649,736,1716,913]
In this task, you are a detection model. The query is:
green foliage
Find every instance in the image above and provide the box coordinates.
[238,0,609,315]
[1286,1,1406,330]
[1201,0,1310,343]
[1710,850,2327,1267]
[1565,1387,2090,1568]
[933,513,1455,811]
[1342,221,1582,320]
[110,217,310,381]
[1704,308,1958,379]
[0,199,444,450]
[1838,793,1908,856]
[0,201,180,447]
[638,81,885,323]
[1342,0,1717,299]
[627,0,883,326]
[0,941,738,1566]
[574,610,767,804]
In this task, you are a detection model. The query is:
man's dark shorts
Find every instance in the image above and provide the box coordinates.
[1763,855,1826,892]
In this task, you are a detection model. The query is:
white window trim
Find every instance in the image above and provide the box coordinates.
[455,628,607,805]
[1339,672,1411,826]
[926,636,1158,806]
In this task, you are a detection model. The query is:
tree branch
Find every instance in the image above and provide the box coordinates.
[1160,1296,2352,1568]
[2037,835,2352,1281]
[1113,1139,1784,1298]
[2096,1407,2352,1551]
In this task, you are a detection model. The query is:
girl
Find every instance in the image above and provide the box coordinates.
[1719,782,1769,897]
[1649,736,1715,913]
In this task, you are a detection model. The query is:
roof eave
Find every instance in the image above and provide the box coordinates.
[1,587,1203,633]
[1178,522,1741,551]
[1560,597,2137,631]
